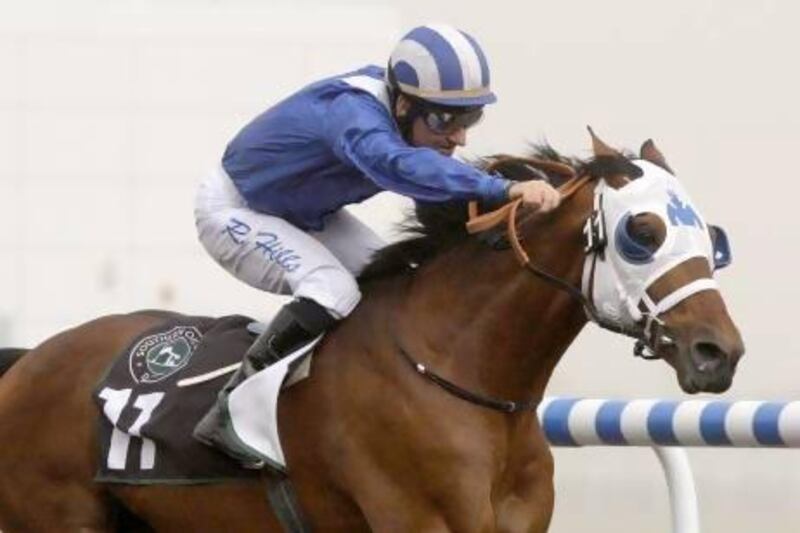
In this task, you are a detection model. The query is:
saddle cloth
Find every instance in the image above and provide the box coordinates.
[93,313,314,484]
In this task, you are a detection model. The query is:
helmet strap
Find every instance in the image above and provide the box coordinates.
[386,62,417,143]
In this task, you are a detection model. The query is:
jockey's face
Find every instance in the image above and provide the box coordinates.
[395,95,478,157]
[411,117,467,157]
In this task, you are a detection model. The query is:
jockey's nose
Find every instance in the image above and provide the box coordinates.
[447,127,467,147]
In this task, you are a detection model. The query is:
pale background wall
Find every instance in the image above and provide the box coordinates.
[1,0,798,531]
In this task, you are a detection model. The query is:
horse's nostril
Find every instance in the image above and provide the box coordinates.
[692,341,726,373]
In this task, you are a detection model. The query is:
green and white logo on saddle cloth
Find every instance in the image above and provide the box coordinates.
[129,326,202,384]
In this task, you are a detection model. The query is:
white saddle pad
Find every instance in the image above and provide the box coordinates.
[226,336,321,469]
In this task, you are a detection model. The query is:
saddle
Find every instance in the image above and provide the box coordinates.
[93,314,311,484]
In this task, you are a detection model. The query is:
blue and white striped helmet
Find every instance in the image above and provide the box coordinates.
[387,24,497,107]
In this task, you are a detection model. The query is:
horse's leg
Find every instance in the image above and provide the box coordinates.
[0,313,167,531]
[493,431,555,533]
[352,485,463,533]
[343,436,553,533]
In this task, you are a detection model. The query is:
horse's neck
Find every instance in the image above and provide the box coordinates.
[399,199,591,404]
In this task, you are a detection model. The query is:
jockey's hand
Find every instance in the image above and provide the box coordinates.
[507,181,561,212]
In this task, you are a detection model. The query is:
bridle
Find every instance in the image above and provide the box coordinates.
[398,157,704,414]
[464,158,683,358]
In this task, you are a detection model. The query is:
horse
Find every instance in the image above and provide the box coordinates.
[0,131,744,532]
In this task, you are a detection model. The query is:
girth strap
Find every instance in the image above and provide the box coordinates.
[265,470,313,533]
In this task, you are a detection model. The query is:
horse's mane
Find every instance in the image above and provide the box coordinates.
[358,143,641,283]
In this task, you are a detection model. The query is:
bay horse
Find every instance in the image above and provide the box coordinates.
[0,132,744,532]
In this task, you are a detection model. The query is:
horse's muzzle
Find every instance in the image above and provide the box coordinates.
[677,333,745,393]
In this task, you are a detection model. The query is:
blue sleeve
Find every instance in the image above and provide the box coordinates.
[322,92,510,203]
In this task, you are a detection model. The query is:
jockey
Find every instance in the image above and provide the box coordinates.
[193,24,560,462]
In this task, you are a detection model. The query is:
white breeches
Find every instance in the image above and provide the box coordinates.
[194,166,386,318]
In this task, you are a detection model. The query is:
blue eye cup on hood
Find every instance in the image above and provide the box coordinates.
[614,212,657,265]
[709,224,732,270]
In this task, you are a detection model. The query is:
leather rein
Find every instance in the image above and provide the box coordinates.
[398,157,652,415]
[465,159,645,341]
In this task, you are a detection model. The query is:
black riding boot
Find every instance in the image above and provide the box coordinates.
[193,298,337,468]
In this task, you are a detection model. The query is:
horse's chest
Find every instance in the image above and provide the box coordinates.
[489,431,555,531]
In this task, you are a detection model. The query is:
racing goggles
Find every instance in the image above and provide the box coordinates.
[420,106,484,134]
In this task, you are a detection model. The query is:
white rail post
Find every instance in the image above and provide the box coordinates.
[652,446,699,533]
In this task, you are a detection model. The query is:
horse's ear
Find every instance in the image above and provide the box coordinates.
[640,139,673,173]
[587,126,622,158]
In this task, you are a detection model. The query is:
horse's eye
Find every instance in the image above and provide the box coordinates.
[626,214,663,252]
[615,212,667,264]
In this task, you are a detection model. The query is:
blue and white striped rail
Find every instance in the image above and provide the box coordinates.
[538,397,800,447]
[536,398,800,533]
